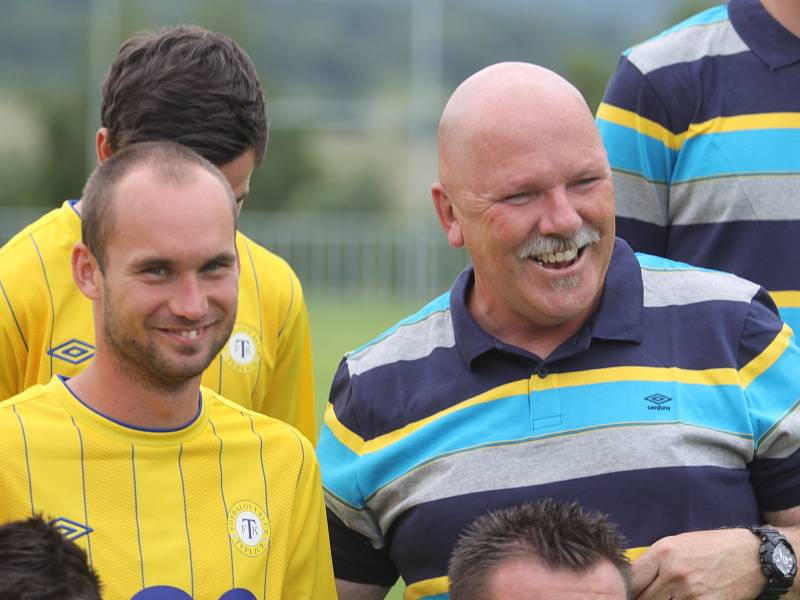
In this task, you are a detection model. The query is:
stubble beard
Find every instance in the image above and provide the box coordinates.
[102,294,235,394]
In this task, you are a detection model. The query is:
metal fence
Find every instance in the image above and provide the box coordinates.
[0,206,469,299]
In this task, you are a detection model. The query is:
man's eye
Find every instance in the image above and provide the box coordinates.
[504,192,531,204]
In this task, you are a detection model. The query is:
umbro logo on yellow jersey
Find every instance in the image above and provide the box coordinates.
[49,516,93,541]
[48,339,95,365]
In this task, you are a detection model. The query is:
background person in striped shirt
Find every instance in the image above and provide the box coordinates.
[317,62,800,600]
[597,0,800,335]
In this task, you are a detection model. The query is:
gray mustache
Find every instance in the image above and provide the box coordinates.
[518,224,601,259]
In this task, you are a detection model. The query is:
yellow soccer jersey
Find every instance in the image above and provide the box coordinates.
[0,201,316,440]
[0,377,335,600]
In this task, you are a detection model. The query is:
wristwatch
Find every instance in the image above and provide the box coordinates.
[750,526,797,599]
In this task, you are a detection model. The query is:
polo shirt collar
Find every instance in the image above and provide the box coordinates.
[729,0,800,70]
[450,238,644,367]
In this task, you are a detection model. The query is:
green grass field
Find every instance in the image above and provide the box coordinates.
[308,293,423,600]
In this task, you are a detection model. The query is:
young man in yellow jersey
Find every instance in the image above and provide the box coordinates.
[0,26,316,441]
[0,142,335,599]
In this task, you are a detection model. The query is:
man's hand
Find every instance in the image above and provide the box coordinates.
[632,528,764,599]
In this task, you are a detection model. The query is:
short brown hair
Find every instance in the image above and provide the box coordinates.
[101,25,267,166]
[81,140,235,271]
[448,499,631,599]
[0,515,102,599]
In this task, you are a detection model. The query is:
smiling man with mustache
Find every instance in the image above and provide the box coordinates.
[317,62,800,600]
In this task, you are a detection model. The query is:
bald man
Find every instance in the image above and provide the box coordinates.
[316,62,800,600]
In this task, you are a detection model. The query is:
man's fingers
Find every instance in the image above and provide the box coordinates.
[630,550,660,598]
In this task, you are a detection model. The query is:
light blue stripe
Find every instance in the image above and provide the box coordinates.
[778,309,800,338]
[318,425,367,509]
[622,5,728,56]
[674,130,800,182]
[322,380,752,505]
[635,253,714,273]
[597,120,675,183]
[744,332,800,444]
[349,291,451,357]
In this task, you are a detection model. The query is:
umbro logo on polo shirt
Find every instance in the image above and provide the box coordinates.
[645,393,672,411]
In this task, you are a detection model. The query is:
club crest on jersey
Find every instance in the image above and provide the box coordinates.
[227,501,269,557]
[222,325,261,374]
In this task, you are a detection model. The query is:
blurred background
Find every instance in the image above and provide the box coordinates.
[0,0,714,594]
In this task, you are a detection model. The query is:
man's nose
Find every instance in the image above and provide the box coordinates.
[536,186,583,236]
[168,275,208,321]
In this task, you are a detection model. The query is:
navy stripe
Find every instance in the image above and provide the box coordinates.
[210,419,235,588]
[0,280,28,353]
[335,297,766,441]
[178,444,194,597]
[242,241,264,396]
[750,449,800,511]
[131,445,145,589]
[606,51,800,132]
[618,217,800,293]
[377,465,760,586]
[246,413,269,600]
[665,221,800,292]
[31,235,55,379]
[71,417,92,566]
[13,406,35,516]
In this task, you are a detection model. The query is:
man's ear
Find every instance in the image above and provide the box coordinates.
[72,242,102,300]
[431,182,465,248]
[95,128,113,164]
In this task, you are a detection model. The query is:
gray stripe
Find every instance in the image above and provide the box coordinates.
[757,403,800,460]
[642,267,760,307]
[325,493,385,549]
[613,171,669,226]
[347,309,455,377]
[671,175,800,225]
[628,20,747,75]
[369,423,752,534]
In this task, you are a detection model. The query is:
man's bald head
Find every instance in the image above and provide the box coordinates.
[437,62,600,191]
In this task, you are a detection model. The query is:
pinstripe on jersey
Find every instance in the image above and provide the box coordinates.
[0,378,335,600]
[596,0,800,334]
[316,240,800,599]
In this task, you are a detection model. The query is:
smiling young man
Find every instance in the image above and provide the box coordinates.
[0,26,316,441]
[316,63,800,600]
[0,142,335,599]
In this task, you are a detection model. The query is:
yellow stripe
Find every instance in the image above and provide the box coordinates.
[686,112,800,140]
[770,291,800,309]
[739,324,792,388]
[597,103,684,150]
[405,576,448,599]
[531,365,737,391]
[323,403,366,454]
[627,546,649,561]
[328,365,746,456]
[598,106,800,150]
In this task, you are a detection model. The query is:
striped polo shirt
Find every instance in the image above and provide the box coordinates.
[596,0,800,333]
[317,240,800,600]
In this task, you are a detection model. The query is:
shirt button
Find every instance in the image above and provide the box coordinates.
[536,367,548,378]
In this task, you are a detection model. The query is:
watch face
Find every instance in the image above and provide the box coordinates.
[773,542,796,577]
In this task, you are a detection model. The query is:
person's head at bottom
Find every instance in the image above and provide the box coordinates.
[0,515,102,600]
[448,498,630,600]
